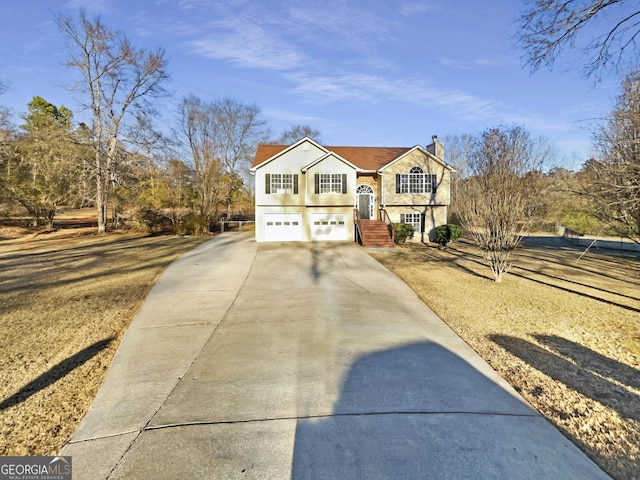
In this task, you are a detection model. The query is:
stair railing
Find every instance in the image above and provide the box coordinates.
[354,208,365,245]
[379,208,395,243]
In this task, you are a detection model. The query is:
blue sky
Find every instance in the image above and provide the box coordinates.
[0,0,625,168]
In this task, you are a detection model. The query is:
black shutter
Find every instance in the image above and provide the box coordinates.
[421,213,426,233]
[314,174,320,194]
[341,174,347,194]
[431,174,437,194]
[293,174,298,194]
[396,174,401,194]
[265,174,270,194]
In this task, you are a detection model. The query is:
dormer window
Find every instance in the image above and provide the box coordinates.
[396,167,437,194]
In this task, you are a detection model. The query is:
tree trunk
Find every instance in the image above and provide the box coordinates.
[96,150,108,233]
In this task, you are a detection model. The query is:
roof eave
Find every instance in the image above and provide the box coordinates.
[377,145,456,172]
[250,137,327,172]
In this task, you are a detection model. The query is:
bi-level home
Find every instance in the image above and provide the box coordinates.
[250,137,454,246]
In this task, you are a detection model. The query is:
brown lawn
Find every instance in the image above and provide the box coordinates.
[0,225,209,456]
[370,236,640,480]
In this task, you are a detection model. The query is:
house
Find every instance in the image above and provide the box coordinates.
[249,136,454,245]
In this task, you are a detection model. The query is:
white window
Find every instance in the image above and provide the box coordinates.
[400,213,421,233]
[319,173,343,193]
[270,173,295,194]
[396,167,437,194]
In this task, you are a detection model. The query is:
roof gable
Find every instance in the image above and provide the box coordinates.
[378,145,455,172]
[250,137,327,170]
[301,151,360,172]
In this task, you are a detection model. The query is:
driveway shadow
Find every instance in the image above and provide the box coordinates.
[290,342,596,479]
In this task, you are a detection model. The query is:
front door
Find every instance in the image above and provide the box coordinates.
[358,193,371,220]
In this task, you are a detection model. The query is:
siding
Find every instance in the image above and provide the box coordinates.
[254,142,326,207]
[305,156,357,207]
[382,150,451,206]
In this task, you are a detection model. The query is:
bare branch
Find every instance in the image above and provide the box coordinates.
[57,10,169,232]
[517,0,640,78]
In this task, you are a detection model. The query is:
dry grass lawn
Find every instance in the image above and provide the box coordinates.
[371,236,640,480]
[0,226,208,456]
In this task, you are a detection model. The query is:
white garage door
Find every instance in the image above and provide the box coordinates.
[311,213,348,241]
[264,213,302,241]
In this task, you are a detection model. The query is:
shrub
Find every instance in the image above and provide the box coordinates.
[135,207,173,234]
[394,223,414,244]
[435,224,463,246]
[177,213,210,236]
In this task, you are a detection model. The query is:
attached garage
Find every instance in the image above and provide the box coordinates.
[311,213,348,241]
[264,213,302,242]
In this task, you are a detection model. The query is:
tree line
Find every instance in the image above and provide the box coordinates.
[0,12,320,234]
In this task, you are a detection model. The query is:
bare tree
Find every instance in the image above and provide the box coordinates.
[0,82,10,133]
[270,124,321,145]
[209,97,267,217]
[0,84,17,211]
[588,70,640,241]
[517,0,640,78]
[456,126,548,282]
[57,11,169,232]
[179,95,225,223]
[443,133,474,222]
[179,95,266,223]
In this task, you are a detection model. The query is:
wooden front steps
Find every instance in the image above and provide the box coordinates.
[360,220,394,247]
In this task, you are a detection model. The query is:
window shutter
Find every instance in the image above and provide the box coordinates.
[293,174,298,194]
[265,174,270,194]
[431,174,437,194]
[420,213,426,233]
[400,213,405,223]
[396,174,401,194]
[314,174,319,194]
[341,174,347,194]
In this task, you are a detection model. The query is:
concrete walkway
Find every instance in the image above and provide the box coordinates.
[61,233,610,479]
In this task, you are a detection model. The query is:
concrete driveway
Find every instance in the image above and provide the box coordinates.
[61,233,610,479]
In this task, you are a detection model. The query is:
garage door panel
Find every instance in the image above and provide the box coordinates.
[311,213,347,241]
[264,213,302,241]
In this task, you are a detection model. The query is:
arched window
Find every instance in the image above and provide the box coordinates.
[396,166,437,194]
[356,184,373,194]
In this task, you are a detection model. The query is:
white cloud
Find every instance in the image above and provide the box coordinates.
[437,56,512,70]
[263,108,324,124]
[399,2,439,16]
[437,57,475,70]
[186,19,308,71]
[287,69,506,122]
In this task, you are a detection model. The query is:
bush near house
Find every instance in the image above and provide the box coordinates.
[435,224,463,246]
[394,223,414,244]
